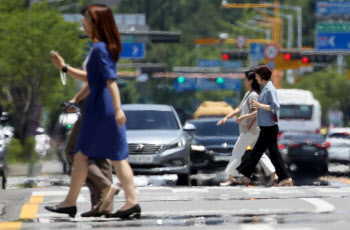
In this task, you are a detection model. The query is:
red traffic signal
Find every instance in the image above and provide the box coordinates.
[283,53,292,61]
[221,54,229,60]
[301,56,310,63]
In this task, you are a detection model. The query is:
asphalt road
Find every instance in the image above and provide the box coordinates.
[1,160,350,229]
[1,185,350,229]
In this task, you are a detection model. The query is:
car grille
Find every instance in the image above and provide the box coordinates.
[128,143,164,155]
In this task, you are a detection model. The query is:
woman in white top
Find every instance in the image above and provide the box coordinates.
[218,70,277,186]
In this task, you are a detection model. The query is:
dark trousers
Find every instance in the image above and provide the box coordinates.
[65,99,113,211]
[237,125,290,181]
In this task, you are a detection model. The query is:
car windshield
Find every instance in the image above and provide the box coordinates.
[125,110,180,130]
[292,134,325,143]
[280,105,313,120]
[190,121,239,137]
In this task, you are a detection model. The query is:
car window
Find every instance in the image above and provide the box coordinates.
[125,110,180,130]
[328,133,350,140]
[280,105,313,120]
[191,121,239,137]
[292,134,325,143]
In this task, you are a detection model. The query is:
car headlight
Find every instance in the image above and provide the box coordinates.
[168,139,186,149]
[191,145,206,151]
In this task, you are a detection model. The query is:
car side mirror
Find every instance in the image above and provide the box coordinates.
[183,123,196,132]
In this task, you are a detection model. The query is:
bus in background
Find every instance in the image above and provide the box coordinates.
[277,89,321,133]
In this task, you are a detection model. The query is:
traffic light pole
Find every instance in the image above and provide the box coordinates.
[258,9,294,48]
[265,2,302,49]
[337,55,344,74]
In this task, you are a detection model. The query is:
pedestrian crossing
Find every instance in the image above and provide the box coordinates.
[5,185,350,230]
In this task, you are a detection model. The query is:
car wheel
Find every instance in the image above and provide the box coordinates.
[177,173,191,186]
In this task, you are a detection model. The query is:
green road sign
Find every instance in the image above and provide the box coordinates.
[316,22,350,33]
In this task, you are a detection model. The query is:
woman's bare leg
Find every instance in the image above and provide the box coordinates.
[112,160,138,210]
[58,151,88,207]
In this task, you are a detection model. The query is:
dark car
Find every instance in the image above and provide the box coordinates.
[286,133,329,174]
[123,104,195,186]
[185,118,240,171]
[278,131,305,162]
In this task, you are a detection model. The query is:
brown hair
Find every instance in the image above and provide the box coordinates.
[81,4,122,62]
[254,64,272,81]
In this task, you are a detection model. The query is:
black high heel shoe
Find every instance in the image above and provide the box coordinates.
[107,204,141,219]
[45,205,77,218]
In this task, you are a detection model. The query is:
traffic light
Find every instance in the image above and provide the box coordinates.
[221,54,229,60]
[216,77,224,84]
[283,53,292,61]
[299,54,337,63]
[177,76,185,84]
[281,51,338,64]
[221,50,249,60]
[301,56,310,63]
[281,51,300,61]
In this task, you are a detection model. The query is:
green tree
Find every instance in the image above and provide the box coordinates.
[287,69,350,125]
[0,1,87,143]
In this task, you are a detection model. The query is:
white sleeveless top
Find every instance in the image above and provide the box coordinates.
[238,91,260,135]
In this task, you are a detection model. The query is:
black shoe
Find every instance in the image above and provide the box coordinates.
[107,204,141,219]
[45,205,77,218]
[81,209,111,218]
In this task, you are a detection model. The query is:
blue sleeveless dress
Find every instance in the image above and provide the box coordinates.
[74,41,129,161]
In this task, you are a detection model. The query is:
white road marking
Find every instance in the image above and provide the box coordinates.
[300,198,335,213]
[32,191,68,196]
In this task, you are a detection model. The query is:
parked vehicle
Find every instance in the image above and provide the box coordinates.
[56,113,79,175]
[193,101,234,119]
[185,118,240,171]
[286,133,329,174]
[0,126,7,189]
[326,128,350,163]
[35,127,51,158]
[277,89,321,133]
[123,104,195,186]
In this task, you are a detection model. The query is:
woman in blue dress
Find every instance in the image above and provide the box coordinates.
[45,4,140,219]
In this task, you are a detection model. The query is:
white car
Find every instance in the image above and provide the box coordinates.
[326,128,350,163]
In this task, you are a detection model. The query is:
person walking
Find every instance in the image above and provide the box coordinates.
[63,92,118,217]
[45,4,140,219]
[217,70,277,187]
[236,64,293,187]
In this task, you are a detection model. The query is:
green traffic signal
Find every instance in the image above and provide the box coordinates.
[216,77,224,84]
[177,76,185,84]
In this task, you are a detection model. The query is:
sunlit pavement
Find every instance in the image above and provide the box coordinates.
[2,185,350,229]
[1,161,350,229]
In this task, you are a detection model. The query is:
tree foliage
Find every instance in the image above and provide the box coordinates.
[0,0,87,142]
[285,69,350,125]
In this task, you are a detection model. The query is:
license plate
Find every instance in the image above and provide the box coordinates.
[213,155,231,162]
[127,155,154,164]
[302,145,316,152]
